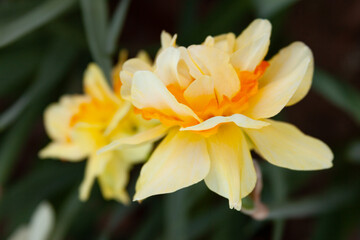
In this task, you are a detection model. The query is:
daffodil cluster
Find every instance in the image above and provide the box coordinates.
[41,19,333,210]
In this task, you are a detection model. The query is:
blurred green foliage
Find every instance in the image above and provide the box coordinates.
[0,0,360,239]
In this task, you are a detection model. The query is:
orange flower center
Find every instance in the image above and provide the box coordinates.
[136,61,269,128]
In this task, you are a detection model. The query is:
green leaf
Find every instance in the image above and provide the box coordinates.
[0,0,77,48]
[50,187,84,240]
[164,189,188,240]
[266,184,358,220]
[106,0,132,55]
[0,161,84,237]
[0,48,41,96]
[0,39,78,131]
[80,0,112,83]
[313,69,360,124]
[253,0,299,18]
[0,105,42,186]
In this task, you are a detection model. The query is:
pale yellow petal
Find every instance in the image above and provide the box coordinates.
[244,120,333,170]
[84,64,119,103]
[98,156,130,204]
[161,31,177,48]
[39,142,87,161]
[120,58,152,100]
[120,143,153,164]
[43,96,87,142]
[183,75,215,111]
[244,42,313,119]
[104,102,131,135]
[188,45,240,101]
[71,124,106,153]
[134,129,210,201]
[131,71,201,122]
[136,50,152,64]
[154,47,192,88]
[99,125,169,153]
[203,33,236,54]
[79,152,113,201]
[180,114,269,132]
[232,19,271,71]
[205,124,256,211]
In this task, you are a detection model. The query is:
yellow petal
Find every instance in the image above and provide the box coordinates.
[71,124,106,153]
[244,42,313,119]
[39,142,87,161]
[203,33,236,54]
[154,47,192,88]
[180,114,269,132]
[183,75,215,111]
[232,19,271,71]
[44,96,87,142]
[188,45,240,101]
[120,58,152,100]
[131,71,201,122]
[79,152,112,201]
[134,129,210,201]
[161,31,177,48]
[120,143,153,164]
[84,64,119,103]
[244,120,333,170]
[98,156,130,204]
[104,102,132,135]
[205,124,256,211]
[99,125,169,153]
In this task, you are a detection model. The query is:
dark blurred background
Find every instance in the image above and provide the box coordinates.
[0,0,360,239]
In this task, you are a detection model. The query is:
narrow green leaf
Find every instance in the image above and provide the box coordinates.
[0,161,84,237]
[164,189,188,240]
[0,48,40,96]
[266,184,357,220]
[0,39,78,131]
[50,187,84,240]
[106,0,132,55]
[253,0,299,18]
[0,105,41,186]
[80,0,112,83]
[0,0,77,48]
[313,69,360,124]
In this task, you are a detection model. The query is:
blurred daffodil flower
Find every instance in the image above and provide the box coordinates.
[8,201,55,240]
[102,19,333,210]
[40,52,157,204]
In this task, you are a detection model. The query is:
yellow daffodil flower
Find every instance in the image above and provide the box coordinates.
[102,19,333,210]
[40,52,156,204]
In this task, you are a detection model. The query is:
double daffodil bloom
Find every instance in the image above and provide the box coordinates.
[102,19,333,210]
[40,53,156,203]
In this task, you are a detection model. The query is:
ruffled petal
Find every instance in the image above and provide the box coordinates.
[39,142,87,161]
[131,71,201,122]
[120,58,152,100]
[188,45,240,101]
[83,64,119,103]
[98,155,131,204]
[180,114,269,132]
[244,119,333,170]
[205,124,256,210]
[99,125,170,153]
[231,19,271,71]
[244,42,313,119]
[44,96,87,142]
[79,152,113,201]
[134,129,210,201]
